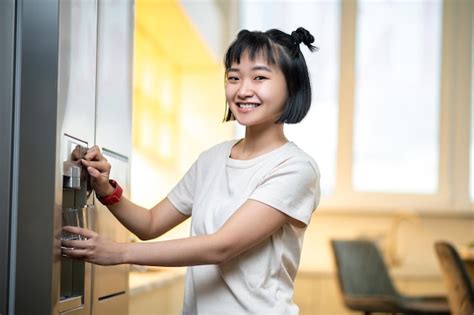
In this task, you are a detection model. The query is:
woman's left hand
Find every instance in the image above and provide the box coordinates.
[61,226,127,266]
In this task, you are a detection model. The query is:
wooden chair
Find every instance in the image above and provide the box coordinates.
[434,241,474,315]
[331,239,450,315]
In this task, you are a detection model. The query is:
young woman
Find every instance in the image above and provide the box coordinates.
[63,27,321,314]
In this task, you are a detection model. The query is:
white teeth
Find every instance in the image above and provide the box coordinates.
[239,103,259,109]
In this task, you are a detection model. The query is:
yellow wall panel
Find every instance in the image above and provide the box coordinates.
[132,0,232,210]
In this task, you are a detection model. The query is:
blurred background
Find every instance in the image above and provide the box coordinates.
[128,0,473,314]
[1,0,472,314]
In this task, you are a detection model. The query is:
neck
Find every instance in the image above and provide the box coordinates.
[237,123,287,159]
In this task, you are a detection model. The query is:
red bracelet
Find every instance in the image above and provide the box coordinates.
[97,180,123,206]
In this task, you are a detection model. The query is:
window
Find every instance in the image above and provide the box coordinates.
[236,0,473,213]
[352,0,443,193]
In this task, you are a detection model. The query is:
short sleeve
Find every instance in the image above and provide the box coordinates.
[249,159,320,226]
[167,160,198,216]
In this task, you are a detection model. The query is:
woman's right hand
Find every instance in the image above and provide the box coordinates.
[81,145,114,197]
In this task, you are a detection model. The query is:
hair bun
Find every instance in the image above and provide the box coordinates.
[237,29,251,39]
[291,27,318,52]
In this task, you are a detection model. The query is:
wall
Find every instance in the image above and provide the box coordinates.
[132,0,233,210]
[301,211,474,276]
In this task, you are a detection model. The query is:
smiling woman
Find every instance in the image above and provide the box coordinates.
[62,27,321,315]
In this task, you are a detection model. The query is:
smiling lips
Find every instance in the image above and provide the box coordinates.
[237,103,261,112]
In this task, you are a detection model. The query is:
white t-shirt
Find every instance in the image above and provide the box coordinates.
[167,140,321,315]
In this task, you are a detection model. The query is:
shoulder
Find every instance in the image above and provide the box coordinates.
[276,142,320,180]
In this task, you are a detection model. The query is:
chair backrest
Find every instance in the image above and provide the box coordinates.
[434,241,474,315]
[331,239,398,297]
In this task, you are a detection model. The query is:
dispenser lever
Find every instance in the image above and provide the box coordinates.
[63,162,81,189]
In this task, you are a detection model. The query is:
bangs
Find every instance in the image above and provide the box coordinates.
[224,31,279,70]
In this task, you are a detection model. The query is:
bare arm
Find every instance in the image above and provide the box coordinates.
[62,199,298,266]
[107,196,189,240]
[81,146,188,240]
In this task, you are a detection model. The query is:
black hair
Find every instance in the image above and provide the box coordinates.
[223,27,318,124]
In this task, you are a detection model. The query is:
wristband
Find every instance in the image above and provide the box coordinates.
[97,180,123,206]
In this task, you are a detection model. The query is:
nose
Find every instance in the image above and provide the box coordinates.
[237,80,254,98]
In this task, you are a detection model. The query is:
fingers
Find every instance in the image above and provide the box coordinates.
[86,166,101,178]
[63,226,97,239]
[83,145,104,161]
[77,146,115,198]
[70,145,84,161]
[81,159,110,175]
[81,159,108,169]
[60,229,118,266]
[61,247,89,260]
[61,227,95,259]
[62,238,89,249]
[80,147,111,190]
[81,146,111,182]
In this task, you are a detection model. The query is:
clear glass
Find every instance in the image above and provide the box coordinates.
[239,0,341,196]
[61,207,87,241]
[353,0,443,193]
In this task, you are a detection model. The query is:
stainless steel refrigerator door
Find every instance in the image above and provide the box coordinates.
[92,149,130,315]
[8,0,61,314]
[0,0,15,313]
[4,0,133,313]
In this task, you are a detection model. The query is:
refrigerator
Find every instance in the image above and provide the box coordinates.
[0,0,134,314]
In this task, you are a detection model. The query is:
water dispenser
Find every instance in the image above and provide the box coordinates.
[59,135,93,314]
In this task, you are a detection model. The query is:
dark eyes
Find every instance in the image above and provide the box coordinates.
[226,76,268,81]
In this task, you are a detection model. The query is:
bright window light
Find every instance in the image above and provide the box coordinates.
[353,0,443,193]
